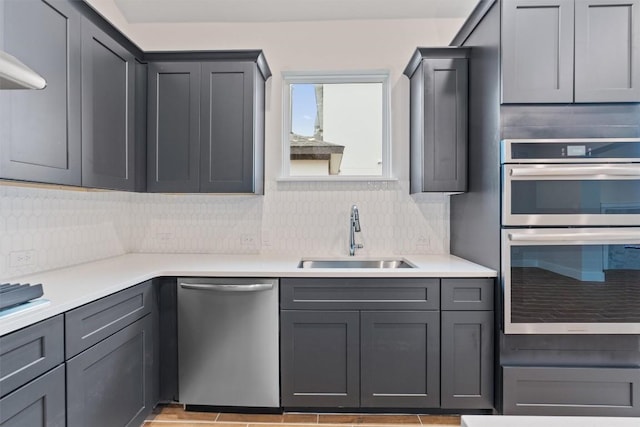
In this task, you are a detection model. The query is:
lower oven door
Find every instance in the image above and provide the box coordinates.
[502,228,640,334]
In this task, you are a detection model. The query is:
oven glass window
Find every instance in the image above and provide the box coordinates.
[510,244,640,323]
[511,180,640,215]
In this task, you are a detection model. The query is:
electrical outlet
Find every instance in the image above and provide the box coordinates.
[156,232,174,242]
[240,234,256,248]
[9,250,36,267]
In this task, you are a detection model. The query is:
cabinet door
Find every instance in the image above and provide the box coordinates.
[280,310,360,407]
[81,18,136,191]
[420,58,468,192]
[502,0,574,103]
[575,0,640,102]
[441,311,493,409]
[147,62,200,192]
[200,62,257,193]
[0,364,65,427]
[0,316,64,398]
[66,315,155,427]
[360,311,440,408]
[0,0,81,185]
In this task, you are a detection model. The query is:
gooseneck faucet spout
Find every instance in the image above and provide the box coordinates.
[349,205,364,256]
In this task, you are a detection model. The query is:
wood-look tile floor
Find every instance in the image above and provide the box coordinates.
[144,405,461,427]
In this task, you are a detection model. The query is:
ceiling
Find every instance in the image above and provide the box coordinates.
[110,0,480,24]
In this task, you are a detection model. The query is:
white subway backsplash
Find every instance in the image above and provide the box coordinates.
[0,180,449,280]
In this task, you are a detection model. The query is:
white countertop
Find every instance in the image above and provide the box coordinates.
[0,253,496,336]
[461,415,638,427]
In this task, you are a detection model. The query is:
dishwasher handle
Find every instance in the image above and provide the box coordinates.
[179,283,274,292]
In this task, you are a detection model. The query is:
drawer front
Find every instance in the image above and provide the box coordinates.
[281,278,440,310]
[0,315,64,398]
[503,366,640,416]
[65,280,152,358]
[441,278,494,311]
[0,364,66,427]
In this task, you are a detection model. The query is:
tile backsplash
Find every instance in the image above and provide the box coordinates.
[0,180,449,279]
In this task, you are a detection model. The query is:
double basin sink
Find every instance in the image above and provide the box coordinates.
[298,259,415,269]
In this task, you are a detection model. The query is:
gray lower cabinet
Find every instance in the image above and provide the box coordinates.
[280,310,360,407]
[440,278,494,409]
[147,54,269,194]
[502,0,640,103]
[0,315,65,427]
[404,48,469,193]
[0,364,66,427]
[81,17,136,191]
[360,311,440,408]
[281,278,447,409]
[0,0,82,186]
[440,311,493,409]
[66,314,155,427]
[503,366,640,416]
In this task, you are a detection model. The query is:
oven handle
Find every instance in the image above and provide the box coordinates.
[509,165,640,178]
[508,231,640,242]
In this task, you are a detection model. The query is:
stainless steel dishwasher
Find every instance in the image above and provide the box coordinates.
[177,277,279,408]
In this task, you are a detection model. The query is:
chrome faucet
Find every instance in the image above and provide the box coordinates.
[349,205,363,256]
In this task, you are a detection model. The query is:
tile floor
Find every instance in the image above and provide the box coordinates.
[144,405,461,427]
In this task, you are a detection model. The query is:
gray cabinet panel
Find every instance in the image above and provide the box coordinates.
[0,0,81,185]
[422,58,468,192]
[0,364,65,427]
[503,366,640,416]
[441,278,494,311]
[0,315,64,398]
[441,311,493,409]
[81,18,136,191]
[502,0,575,103]
[147,61,201,192]
[281,278,440,310]
[65,280,152,358]
[574,0,640,102]
[66,315,155,427]
[360,311,440,408]
[280,310,360,407]
[134,60,148,192]
[406,48,469,193]
[200,62,256,193]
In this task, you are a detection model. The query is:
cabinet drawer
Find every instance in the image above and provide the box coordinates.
[0,364,66,427]
[441,278,494,311]
[65,281,152,358]
[503,366,640,416]
[0,315,64,398]
[281,278,440,310]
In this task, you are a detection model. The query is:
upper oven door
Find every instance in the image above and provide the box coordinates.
[502,163,640,226]
[502,228,640,334]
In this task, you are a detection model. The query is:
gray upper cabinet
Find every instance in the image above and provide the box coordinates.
[81,18,136,191]
[502,0,574,103]
[147,53,270,194]
[0,0,82,186]
[200,61,263,193]
[502,0,640,103]
[147,61,201,193]
[405,48,469,193]
[574,0,640,102]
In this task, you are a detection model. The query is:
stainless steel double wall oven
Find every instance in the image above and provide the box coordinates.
[501,138,640,334]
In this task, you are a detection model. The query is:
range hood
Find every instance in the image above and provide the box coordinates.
[0,50,46,90]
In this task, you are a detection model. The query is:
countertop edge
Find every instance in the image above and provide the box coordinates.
[0,253,496,336]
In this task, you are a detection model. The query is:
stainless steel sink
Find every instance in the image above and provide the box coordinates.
[297,259,415,269]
